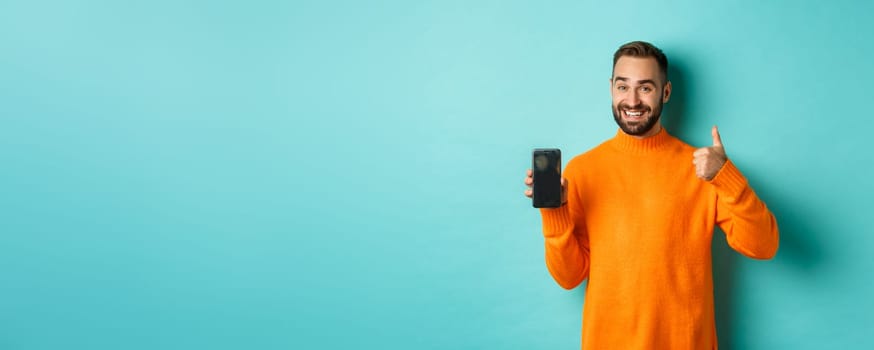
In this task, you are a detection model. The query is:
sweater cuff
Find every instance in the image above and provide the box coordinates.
[539,205,573,238]
[708,159,748,199]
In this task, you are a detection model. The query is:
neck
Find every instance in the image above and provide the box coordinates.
[611,125,671,154]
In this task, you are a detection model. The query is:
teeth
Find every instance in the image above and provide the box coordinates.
[625,111,642,116]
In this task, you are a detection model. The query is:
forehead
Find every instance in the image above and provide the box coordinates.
[612,56,661,82]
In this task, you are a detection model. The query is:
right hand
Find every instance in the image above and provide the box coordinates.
[523,169,568,205]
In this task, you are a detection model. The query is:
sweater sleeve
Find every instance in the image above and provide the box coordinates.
[539,168,590,289]
[709,159,780,259]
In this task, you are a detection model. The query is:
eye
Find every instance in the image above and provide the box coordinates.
[640,86,653,93]
[616,85,627,91]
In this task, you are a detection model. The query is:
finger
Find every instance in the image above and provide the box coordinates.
[524,177,533,186]
[711,125,723,147]
[561,178,568,187]
[526,169,532,177]
[524,189,533,198]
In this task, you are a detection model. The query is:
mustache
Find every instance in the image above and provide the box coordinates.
[617,103,651,110]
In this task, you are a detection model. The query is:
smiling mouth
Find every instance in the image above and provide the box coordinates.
[623,109,647,121]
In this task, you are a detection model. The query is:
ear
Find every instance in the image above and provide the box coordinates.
[662,80,672,103]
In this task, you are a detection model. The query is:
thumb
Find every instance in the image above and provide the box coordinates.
[711,125,723,147]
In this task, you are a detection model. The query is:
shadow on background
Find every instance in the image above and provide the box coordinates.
[753,182,825,273]
[662,59,693,140]
[715,169,825,349]
[667,57,825,349]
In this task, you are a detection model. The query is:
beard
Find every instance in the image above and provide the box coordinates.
[612,98,664,136]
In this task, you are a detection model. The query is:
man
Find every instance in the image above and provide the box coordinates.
[523,41,778,349]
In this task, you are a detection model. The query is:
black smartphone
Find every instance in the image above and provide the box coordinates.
[532,148,562,208]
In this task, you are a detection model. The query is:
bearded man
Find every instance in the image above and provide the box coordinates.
[523,41,779,349]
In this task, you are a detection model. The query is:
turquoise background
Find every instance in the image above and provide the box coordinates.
[1,0,872,349]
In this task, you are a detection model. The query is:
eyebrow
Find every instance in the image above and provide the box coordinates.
[613,76,657,85]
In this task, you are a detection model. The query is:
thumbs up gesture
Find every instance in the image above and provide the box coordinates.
[692,126,728,181]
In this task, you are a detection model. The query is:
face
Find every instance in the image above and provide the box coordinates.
[611,56,671,138]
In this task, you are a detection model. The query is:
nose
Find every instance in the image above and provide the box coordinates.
[627,90,640,106]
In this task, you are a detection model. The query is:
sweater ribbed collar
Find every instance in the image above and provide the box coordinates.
[609,127,673,154]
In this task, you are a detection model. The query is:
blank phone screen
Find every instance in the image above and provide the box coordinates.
[532,149,561,208]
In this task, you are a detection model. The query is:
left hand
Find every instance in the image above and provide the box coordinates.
[692,126,727,181]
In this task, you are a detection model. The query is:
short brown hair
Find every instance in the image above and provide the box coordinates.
[612,41,668,82]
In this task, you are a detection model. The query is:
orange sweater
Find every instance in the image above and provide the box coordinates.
[540,128,778,350]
